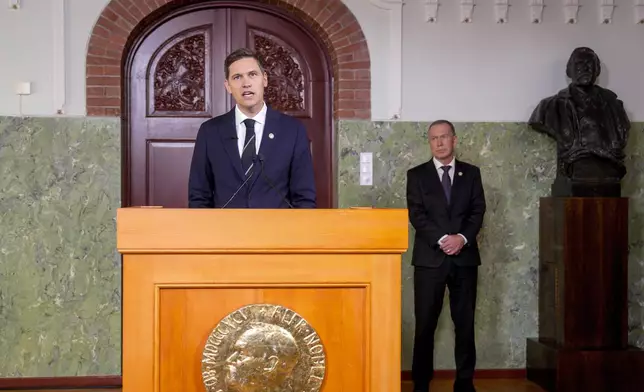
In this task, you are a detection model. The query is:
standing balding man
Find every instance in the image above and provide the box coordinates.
[406,120,486,392]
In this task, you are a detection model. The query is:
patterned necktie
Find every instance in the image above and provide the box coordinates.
[241,119,256,177]
[441,165,451,203]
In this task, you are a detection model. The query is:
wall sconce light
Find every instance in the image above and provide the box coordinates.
[460,0,475,23]
[563,0,580,24]
[425,0,440,23]
[9,0,20,9]
[599,0,615,24]
[635,0,644,24]
[495,0,510,23]
[529,0,544,23]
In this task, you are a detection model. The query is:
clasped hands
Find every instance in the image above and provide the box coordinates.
[440,234,464,256]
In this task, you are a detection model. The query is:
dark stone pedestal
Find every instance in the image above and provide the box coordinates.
[527,338,644,392]
[526,197,644,391]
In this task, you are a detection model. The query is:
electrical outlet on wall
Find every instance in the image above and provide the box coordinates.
[15,82,31,95]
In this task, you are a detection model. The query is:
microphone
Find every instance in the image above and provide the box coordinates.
[257,154,294,208]
[220,156,257,208]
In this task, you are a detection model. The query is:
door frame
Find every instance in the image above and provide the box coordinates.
[121,0,336,208]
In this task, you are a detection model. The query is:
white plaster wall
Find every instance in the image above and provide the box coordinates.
[66,0,111,116]
[0,0,643,121]
[401,0,644,122]
[343,0,392,120]
[0,0,108,117]
[0,0,54,116]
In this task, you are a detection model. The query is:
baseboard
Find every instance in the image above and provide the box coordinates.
[0,376,121,390]
[401,368,527,380]
[0,370,526,389]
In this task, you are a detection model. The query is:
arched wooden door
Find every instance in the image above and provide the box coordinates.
[124,4,333,208]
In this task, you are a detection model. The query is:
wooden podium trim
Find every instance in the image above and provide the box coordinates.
[151,282,371,392]
[0,369,527,389]
[0,376,122,389]
[152,283,372,391]
[123,254,400,392]
[116,208,408,253]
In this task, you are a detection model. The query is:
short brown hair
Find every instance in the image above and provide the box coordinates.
[224,48,265,79]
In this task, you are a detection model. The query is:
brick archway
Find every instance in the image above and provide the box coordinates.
[86,0,370,119]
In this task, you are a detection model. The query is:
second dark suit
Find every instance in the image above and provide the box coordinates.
[406,158,486,390]
[188,105,316,208]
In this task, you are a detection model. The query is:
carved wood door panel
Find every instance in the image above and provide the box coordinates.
[126,6,332,208]
[128,10,228,208]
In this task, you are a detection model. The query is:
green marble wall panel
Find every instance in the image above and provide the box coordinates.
[0,116,642,376]
[337,120,644,370]
[0,116,121,376]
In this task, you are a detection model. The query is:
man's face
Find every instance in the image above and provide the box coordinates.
[428,123,457,161]
[225,337,267,392]
[570,53,597,86]
[224,57,268,113]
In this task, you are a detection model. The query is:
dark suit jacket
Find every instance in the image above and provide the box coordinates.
[406,159,486,267]
[188,106,316,208]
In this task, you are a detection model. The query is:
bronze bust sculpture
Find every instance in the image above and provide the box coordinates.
[528,47,630,197]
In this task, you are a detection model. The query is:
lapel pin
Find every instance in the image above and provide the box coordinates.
[269,133,274,139]
[458,172,463,176]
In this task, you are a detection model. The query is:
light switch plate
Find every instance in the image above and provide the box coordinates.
[359,152,373,186]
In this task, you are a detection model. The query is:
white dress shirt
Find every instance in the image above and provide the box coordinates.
[433,156,455,184]
[432,156,468,246]
[235,102,267,157]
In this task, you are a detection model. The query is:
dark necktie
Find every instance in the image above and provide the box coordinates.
[441,165,451,203]
[241,119,256,177]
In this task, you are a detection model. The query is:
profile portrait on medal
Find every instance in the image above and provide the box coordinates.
[202,304,326,392]
[224,322,300,392]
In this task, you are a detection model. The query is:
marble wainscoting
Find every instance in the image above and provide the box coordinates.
[0,116,642,376]
[0,116,121,376]
[337,120,644,371]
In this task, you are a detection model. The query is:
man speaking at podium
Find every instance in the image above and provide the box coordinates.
[188,48,316,209]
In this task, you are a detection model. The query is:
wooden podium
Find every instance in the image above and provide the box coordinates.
[117,208,408,392]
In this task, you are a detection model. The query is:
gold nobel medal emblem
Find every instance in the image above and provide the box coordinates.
[201,304,326,392]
